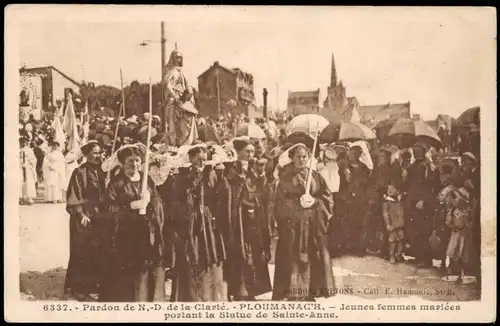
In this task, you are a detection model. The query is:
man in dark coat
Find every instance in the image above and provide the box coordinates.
[64,140,107,301]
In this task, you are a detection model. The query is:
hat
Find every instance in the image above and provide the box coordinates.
[214,163,225,171]
[187,143,208,158]
[80,140,99,155]
[461,152,477,163]
[332,142,350,150]
[348,144,363,154]
[233,136,252,152]
[116,143,147,164]
[152,115,161,121]
[126,115,138,124]
[378,144,398,155]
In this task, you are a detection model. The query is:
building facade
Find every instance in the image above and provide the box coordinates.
[357,102,411,127]
[197,61,261,118]
[287,89,321,115]
[20,66,82,117]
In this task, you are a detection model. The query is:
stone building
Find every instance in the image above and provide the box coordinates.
[287,89,321,115]
[323,53,347,111]
[19,66,82,121]
[197,61,262,118]
[321,53,411,126]
[357,102,411,127]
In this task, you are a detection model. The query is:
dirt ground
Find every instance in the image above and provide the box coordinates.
[19,202,487,302]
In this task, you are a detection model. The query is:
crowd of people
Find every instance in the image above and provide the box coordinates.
[19,105,481,303]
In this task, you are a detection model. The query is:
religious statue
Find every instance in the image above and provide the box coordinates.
[162,45,198,147]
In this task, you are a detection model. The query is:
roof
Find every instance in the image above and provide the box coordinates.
[198,62,236,79]
[20,66,82,87]
[358,102,411,122]
[288,90,320,99]
[20,71,46,78]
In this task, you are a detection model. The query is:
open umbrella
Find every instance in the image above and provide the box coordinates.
[285,114,329,139]
[236,122,266,139]
[456,106,480,127]
[319,121,376,144]
[373,117,400,140]
[387,118,442,148]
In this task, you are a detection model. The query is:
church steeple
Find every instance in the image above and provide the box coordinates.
[330,53,338,87]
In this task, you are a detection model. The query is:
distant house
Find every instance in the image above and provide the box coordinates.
[287,89,321,115]
[357,102,412,127]
[20,66,82,115]
[197,61,259,118]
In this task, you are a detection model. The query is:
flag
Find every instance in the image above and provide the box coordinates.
[63,93,80,152]
[82,100,90,141]
[52,111,66,151]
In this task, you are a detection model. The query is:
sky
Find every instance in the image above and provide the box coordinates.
[16,6,496,120]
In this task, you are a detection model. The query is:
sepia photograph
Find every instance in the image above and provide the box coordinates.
[4,5,497,323]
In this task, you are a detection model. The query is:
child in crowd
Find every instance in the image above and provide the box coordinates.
[382,184,405,264]
[444,187,472,281]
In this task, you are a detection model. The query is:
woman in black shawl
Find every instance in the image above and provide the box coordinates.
[226,137,272,301]
[168,144,230,301]
[99,144,166,302]
[272,144,335,301]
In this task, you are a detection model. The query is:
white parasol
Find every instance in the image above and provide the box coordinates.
[285,114,329,139]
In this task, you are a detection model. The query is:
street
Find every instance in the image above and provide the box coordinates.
[19,199,483,302]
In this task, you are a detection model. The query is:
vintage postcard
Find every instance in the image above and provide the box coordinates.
[4,5,497,323]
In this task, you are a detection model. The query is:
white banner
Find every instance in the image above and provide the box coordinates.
[20,74,43,121]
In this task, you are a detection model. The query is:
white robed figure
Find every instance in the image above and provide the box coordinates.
[19,137,38,205]
[43,140,67,203]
